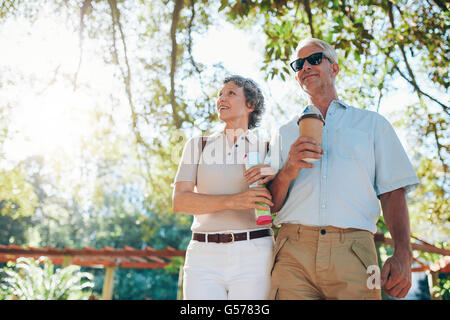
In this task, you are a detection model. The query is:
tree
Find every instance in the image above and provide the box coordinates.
[0,167,38,219]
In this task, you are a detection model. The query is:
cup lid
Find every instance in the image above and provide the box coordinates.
[297,113,325,125]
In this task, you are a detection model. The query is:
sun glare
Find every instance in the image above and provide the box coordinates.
[5,84,94,160]
[1,11,119,164]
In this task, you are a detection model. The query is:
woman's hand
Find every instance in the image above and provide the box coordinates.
[228,187,274,211]
[244,164,278,185]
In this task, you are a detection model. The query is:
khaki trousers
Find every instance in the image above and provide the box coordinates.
[270,224,381,300]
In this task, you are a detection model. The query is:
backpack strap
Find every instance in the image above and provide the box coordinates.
[196,137,207,185]
[201,137,207,153]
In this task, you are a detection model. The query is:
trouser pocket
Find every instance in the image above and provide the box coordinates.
[351,238,378,270]
[270,236,288,274]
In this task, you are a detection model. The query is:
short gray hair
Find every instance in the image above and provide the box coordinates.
[295,38,338,64]
[223,75,265,129]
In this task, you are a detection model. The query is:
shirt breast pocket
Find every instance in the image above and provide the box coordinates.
[331,128,371,161]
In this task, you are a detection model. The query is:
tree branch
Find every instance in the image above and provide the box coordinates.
[108,0,132,109]
[0,0,17,19]
[429,116,448,175]
[73,0,91,90]
[391,60,449,115]
[388,4,449,115]
[302,0,314,37]
[107,0,156,188]
[108,0,151,149]
[186,0,216,118]
[187,0,200,74]
[387,3,448,173]
[170,0,184,129]
[376,73,386,113]
[430,0,449,11]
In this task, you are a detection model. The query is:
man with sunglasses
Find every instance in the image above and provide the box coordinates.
[266,38,419,300]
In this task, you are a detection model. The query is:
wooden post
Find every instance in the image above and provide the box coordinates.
[176,263,184,300]
[62,256,72,268]
[102,267,116,300]
[427,270,442,300]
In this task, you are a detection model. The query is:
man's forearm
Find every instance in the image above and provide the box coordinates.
[380,188,412,255]
[268,168,292,213]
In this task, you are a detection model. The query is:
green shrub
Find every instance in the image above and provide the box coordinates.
[0,256,94,300]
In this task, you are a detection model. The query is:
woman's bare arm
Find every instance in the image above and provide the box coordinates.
[172,181,273,215]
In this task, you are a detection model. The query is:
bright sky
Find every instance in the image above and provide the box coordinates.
[1,13,128,166]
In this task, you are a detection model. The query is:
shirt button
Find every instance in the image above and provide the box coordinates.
[321,204,326,208]
[228,152,231,156]
[322,175,327,179]
[321,229,326,235]
[235,144,238,147]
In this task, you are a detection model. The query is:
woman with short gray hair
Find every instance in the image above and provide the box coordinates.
[222,75,265,130]
[172,75,276,300]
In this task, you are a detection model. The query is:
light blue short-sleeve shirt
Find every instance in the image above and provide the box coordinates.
[266,100,419,233]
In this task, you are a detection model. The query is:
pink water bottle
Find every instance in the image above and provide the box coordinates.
[245,152,272,225]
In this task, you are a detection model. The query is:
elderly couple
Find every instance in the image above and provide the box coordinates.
[172,38,419,300]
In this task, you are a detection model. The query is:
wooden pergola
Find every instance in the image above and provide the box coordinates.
[374,233,450,300]
[374,233,450,257]
[0,244,185,300]
[0,233,448,300]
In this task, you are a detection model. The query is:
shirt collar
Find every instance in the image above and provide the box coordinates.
[246,130,259,144]
[206,129,258,145]
[294,100,348,123]
[300,100,349,111]
[206,131,222,142]
[332,100,349,109]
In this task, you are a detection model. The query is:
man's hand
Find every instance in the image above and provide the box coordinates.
[380,250,412,298]
[268,136,322,213]
[282,136,323,181]
[379,188,412,299]
[244,164,277,185]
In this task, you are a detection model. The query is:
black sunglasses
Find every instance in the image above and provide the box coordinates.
[289,52,333,72]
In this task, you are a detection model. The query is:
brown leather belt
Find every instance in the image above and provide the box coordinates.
[192,229,272,244]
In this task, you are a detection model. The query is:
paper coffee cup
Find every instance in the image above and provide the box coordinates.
[297,113,325,162]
